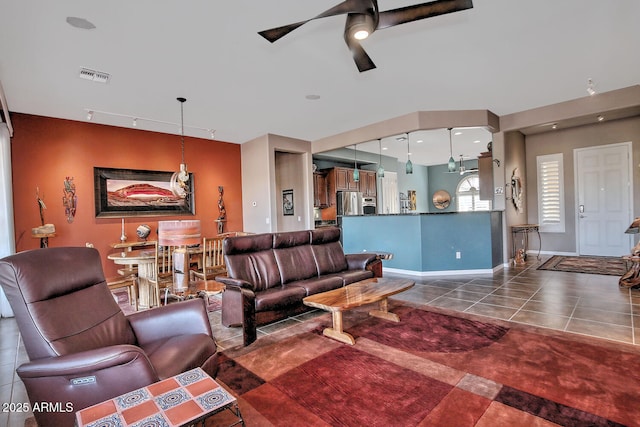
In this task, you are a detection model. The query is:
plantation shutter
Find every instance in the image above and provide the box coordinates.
[537,153,565,232]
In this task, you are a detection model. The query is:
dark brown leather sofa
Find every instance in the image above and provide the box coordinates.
[0,247,219,427]
[216,227,379,346]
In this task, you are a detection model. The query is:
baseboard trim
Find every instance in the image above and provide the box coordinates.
[383,265,502,277]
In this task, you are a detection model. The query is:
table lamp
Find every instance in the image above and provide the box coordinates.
[158,220,201,292]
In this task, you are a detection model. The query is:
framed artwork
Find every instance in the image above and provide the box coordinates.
[408,190,417,211]
[94,167,194,217]
[282,189,294,216]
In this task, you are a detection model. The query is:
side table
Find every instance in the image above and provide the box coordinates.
[75,368,244,427]
[511,224,541,261]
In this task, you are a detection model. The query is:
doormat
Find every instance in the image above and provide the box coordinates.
[537,255,629,276]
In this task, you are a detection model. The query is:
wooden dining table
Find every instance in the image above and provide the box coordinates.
[108,248,157,309]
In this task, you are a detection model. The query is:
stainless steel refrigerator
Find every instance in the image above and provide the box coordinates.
[336,191,363,216]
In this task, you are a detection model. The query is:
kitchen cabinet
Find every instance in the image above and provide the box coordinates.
[334,167,359,191]
[313,172,328,207]
[478,151,493,200]
[360,170,377,197]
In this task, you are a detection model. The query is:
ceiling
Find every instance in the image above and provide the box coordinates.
[1,1,639,148]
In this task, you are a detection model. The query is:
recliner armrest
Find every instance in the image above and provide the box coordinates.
[128,298,213,347]
[345,253,377,270]
[16,344,155,379]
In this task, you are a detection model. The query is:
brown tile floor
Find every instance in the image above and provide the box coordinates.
[2,257,639,426]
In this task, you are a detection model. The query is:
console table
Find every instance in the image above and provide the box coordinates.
[75,368,244,427]
[511,224,541,261]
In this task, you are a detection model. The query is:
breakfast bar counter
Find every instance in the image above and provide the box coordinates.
[340,211,503,276]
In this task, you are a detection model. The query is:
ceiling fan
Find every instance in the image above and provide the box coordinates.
[457,155,478,175]
[258,0,474,72]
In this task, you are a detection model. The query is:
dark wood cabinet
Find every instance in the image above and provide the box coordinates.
[478,151,493,200]
[334,167,359,191]
[313,172,328,207]
[360,170,377,197]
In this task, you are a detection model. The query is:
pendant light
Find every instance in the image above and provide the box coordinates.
[170,97,189,198]
[447,127,456,172]
[377,139,385,178]
[353,144,360,182]
[405,133,413,174]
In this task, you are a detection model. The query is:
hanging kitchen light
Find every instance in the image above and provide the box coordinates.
[170,97,190,198]
[447,127,456,172]
[405,133,413,174]
[377,139,385,178]
[353,144,360,182]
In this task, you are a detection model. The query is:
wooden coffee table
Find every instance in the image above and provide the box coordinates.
[303,277,414,345]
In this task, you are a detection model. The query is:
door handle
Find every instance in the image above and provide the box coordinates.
[579,215,586,218]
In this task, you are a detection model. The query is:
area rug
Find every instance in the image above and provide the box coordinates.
[537,255,629,276]
[213,304,640,427]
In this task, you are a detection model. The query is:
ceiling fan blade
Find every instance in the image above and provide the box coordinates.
[344,14,376,72]
[376,0,473,30]
[258,0,369,43]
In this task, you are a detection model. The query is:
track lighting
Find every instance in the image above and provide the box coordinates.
[587,78,596,96]
[83,108,215,138]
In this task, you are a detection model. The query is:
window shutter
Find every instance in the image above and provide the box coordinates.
[537,154,564,232]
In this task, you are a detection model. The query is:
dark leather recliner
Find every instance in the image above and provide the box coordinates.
[0,247,219,427]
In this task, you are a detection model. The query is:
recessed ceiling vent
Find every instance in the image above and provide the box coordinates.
[78,67,110,84]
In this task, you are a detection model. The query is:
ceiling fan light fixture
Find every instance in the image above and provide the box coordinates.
[348,14,374,40]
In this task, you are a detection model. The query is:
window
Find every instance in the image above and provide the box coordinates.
[456,174,492,212]
[537,153,564,232]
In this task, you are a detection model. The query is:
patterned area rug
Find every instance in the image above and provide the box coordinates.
[537,255,629,276]
[215,304,640,426]
[112,288,222,313]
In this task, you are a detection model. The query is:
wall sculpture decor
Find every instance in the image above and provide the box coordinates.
[216,185,226,234]
[94,167,194,217]
[510,167,524,214]
[62,176,77,223]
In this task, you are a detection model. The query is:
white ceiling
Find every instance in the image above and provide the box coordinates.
[1,0,639,150]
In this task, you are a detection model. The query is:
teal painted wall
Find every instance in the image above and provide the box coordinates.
[397,162,429,212]
[341,211,502,273]
[427,159,478,212]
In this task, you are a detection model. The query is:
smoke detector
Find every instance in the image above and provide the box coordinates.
[78,67,110,84]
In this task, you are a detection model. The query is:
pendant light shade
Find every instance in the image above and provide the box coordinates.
[353,144,360,182]
[405,134,413,174]
[170,97,189,198]
[377,139,385,178]
[447,127,456,172]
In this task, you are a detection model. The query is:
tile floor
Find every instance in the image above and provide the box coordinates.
[2,257,639,426]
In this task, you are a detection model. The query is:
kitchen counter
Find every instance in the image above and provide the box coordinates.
[340,211,503,275]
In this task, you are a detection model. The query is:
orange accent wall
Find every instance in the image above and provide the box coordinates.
[10,113,242,276]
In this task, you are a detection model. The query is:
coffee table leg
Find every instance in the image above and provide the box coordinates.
[369,298,400,322]
[323,311,356,345]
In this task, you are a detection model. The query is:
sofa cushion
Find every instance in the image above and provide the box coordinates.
[254,286,307,312]
[274,245,318,284]
[332,269,374,286]
[311,241,348,275]
[285,275,344,296]
[140,333,217,380]
[224,233,281,291]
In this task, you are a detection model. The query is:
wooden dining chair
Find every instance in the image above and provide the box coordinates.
[106,240,156,311]
[155,243,178,305]
[191,236,227,285]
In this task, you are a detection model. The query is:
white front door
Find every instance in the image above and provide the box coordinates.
[575,142,633,256]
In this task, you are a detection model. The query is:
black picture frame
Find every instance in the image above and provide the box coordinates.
[94,167,195,217]
[282,189,294,216]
